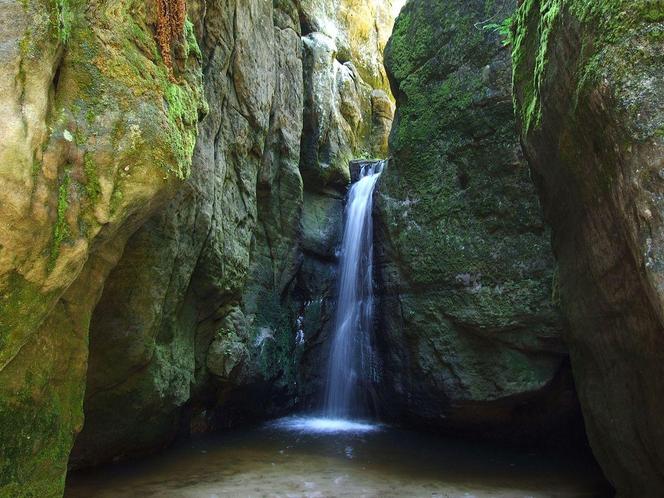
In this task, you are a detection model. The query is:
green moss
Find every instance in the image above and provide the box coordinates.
[0,274,51,365]
[51,0,73,44]
[483,15,514,46]
[49,172,71,270]
[510,0,562,132]
[252,292,297,384]
[165,83,199,127]
[57,4,205,183]
[0,301,87,498]
[73,127,86,145]
[513,0,664,132]
[642,2,664,22]
[163,82,201,179]
[83,153,101,202]
[31,159,41,177]
[378,0,560,341]
[109,187,124,217]
[184,19,202,61]
[0,389,70,497]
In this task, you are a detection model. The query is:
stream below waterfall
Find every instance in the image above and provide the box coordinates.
[66,416,610,498]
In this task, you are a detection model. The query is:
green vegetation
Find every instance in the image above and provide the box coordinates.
[483,15,514,46]
[379,0,560,356]
[184,19,202,60]
[49,171,71,270]
[512,0,664,133]
[253,291,298,385]
[0,302,86,498]
[52,0,73,44]
[83,153,101,202]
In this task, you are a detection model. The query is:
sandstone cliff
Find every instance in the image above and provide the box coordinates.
[513,1,664,494]
[0,1,205,494]
[374,0,580,443]
[0,0,397,493]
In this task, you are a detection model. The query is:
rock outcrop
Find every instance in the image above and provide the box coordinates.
[512,1,664,494]
[374,0,580,443]
[0,1,205,495]
[69,0,304,467]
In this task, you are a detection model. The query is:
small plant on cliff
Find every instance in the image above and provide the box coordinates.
[156,0,186,73]
[483,16,514,46]
[52,0,73,44]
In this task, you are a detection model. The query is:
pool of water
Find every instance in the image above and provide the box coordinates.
[66,416,611,498]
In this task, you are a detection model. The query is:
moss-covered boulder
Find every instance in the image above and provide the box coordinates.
[374,0,578,442]
[0,0,204,494]
[512,1,664,494]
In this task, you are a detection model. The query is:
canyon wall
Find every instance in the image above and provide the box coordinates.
[8,0,661,495]
[374,0,580,443]
[512,1,664,494]
[0,1,205,494]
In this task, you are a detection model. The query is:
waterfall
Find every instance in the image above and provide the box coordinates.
[324,160,384,419]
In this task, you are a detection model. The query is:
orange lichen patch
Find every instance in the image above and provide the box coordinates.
[156,0,186,72]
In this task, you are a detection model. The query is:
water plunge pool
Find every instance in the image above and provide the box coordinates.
[65,416,610,497]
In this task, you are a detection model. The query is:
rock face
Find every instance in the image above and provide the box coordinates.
[70,0,304,467]
[374,0,579,442]
[68,0,398,470]
[512,1,664,494]
[0,0,397,489]
[0,1,205,495]
[299,0,398,189]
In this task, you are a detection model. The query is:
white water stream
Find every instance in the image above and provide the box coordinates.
[324,161,384,420]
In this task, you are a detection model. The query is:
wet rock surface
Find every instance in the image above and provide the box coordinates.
[69,0,398,471]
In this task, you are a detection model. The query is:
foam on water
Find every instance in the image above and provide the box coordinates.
[268,416,381,434]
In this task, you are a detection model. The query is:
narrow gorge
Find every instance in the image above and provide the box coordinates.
[0,0,662,497]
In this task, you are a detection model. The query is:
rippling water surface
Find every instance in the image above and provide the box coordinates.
[66,416,611,498]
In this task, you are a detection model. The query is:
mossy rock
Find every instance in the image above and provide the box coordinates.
[512,0,664,493]
[375,0,572,441]
[0,0,205,494]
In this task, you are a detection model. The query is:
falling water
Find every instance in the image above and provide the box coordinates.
[324,160,384,418]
